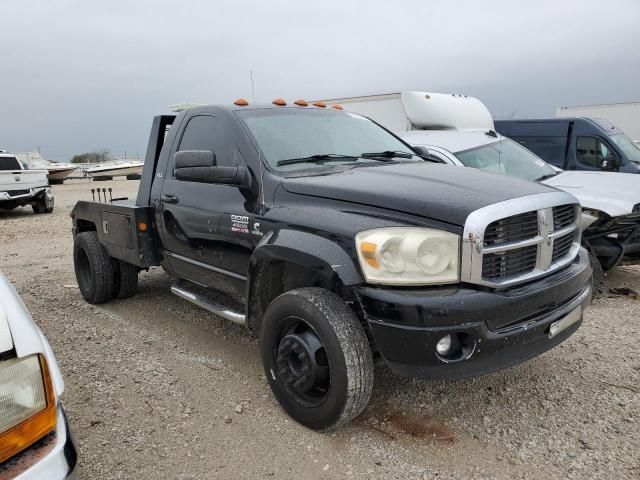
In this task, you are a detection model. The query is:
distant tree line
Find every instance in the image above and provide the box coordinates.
[70,149,110,164]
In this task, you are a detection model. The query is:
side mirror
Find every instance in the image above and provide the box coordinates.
[412,145,445,164]
[174,151,251,187]
[412,145,429,156]
[175,150,216,169]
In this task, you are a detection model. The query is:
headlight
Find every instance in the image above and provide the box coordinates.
[0,354,57,463]
[355,228,460,285]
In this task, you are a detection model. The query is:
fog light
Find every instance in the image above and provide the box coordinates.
[436,335,452,355]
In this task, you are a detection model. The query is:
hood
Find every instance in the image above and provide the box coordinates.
[281,163,555,226]
[543,171,640,217]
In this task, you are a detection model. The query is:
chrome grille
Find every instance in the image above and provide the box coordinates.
[553,205,575,230]
[7,189,30,197]
[462,192,582,288]
[552,233,574,261]
[482,244,538,280]
[484,212,538,247]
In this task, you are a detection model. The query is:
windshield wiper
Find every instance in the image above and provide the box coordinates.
[360,150,414,160]
[277,154,359,166]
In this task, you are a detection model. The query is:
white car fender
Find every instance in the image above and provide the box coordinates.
[0,273,65,397]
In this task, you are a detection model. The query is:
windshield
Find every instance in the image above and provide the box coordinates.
[454,138,557,181]
[237,108,416,172]
[609,133,640,164]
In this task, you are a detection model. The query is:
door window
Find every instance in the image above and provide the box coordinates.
[177,115,235,168]
[512,136,566,167]
[576,136,618,169]
[576,137,598,167]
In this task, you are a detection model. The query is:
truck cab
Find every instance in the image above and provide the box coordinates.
[495,118,640,174]
[70,101,592,430]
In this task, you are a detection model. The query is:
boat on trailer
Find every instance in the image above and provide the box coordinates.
[86,161,144,180]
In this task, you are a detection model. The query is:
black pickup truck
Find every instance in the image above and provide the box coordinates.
[71,100,592,430]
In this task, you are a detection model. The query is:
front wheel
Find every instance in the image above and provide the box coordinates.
[261,287,374,430]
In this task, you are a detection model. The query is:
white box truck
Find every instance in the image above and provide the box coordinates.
[319,91,494,132]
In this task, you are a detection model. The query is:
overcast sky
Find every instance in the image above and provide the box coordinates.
[2,0,639,161]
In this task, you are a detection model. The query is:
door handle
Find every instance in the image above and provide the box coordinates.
[161,194,179,204]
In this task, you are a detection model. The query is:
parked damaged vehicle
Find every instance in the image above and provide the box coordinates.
[0,153,54,214]
[400,130,640,275]
[70,101,592,430]
[319,91,640,275]
[0,273,77,478]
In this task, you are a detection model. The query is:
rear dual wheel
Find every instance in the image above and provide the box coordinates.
[73,231,138,304]
[261,287,374,430]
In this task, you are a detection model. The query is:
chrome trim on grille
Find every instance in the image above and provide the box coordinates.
[461,192,581,288]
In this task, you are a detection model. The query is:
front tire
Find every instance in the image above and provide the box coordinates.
[261,287,374,430]
[588,250,605,295]
[73,231,115,304]
[31,201,45,214]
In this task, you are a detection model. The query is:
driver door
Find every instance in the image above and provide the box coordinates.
[160,114,254,301]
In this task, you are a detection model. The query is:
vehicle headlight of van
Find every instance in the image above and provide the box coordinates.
[355,228,460,285]
[0,354,57,463]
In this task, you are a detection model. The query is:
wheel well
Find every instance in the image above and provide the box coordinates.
[76,219,97,233]
[248,260,348,332]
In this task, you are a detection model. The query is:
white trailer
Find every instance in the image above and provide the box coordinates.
[320,92,494,133]
[556,102,640,142]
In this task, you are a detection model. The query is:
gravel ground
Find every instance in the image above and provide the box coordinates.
[1,179,639,480]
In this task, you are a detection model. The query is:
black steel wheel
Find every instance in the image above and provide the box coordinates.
[261,287,374,430]
[275,318,331,407]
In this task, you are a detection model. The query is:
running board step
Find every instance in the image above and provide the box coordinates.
[171,284,246,326]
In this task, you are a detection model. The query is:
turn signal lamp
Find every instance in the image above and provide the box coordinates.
[138,222,148,232]
[293,99,308,106]
[0,355,57,463]
[234,98,249,106]
[272,98,287,106]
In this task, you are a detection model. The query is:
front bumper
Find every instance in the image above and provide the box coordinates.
[357,248,592,380]
[0,405,77,479]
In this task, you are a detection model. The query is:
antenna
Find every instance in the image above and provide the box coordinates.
[250,70,266,210]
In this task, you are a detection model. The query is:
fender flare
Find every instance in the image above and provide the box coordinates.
[245,229,363,330]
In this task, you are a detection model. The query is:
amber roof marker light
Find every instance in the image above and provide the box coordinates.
[312,101,326,108]
[293,99,308,106]
[272,98,287,106]
[331,104,344,110]
[234,98,249,106]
